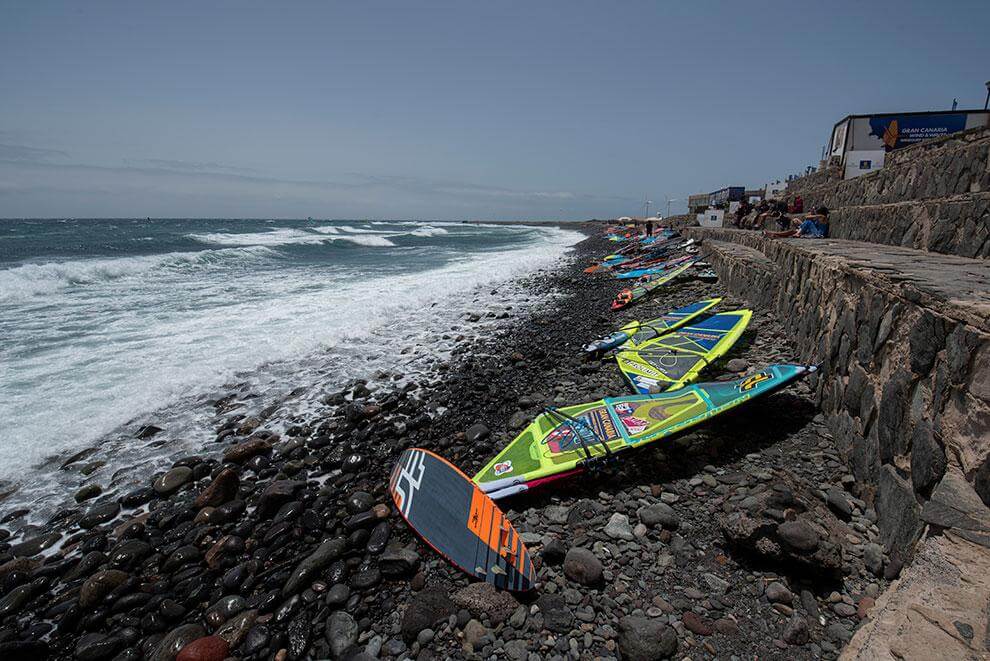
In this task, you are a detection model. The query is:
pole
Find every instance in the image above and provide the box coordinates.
[984,81,990,110]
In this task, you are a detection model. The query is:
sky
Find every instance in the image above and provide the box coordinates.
[1,1,989,220]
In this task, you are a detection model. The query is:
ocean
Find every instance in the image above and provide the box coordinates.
[0,218,582,522]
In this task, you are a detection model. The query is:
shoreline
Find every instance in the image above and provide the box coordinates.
[0,230,884,660]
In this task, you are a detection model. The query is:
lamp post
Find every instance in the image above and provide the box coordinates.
[665,197,678,217]
[985,81,990,110]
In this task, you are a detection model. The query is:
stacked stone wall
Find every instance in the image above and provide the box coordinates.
[782,126,990,259]
[684,228,990,571]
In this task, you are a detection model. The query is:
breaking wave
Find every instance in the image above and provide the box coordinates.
[0,247,276,303]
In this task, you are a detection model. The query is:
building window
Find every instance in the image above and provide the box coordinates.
[859,160,872,169]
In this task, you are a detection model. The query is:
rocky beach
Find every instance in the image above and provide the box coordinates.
[0,227,890,660]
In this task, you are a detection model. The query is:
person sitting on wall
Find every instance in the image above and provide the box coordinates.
[792,195,804,214]
[734,199,752,227]
[763,206,829,239]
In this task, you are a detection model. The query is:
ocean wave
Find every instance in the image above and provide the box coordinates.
[408,226,449,237]
[337,225,387,234]
[0,247,276,303]
[310,226,340,234]
[332,235,396,247]
[189,228,331,246]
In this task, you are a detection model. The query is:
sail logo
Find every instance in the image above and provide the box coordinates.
[738,372,773,392]
[493,460,513,476]
[392,451,425,517]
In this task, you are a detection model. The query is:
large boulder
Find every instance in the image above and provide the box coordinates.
[618,615,678,660]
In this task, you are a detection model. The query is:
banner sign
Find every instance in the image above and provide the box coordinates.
[868,113,968,150]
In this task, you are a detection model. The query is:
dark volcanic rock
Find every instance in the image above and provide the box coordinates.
[193,468,240,508]
[618,615,678,660]
[222,438,271,464]
[563,547,603,587]
[400,586,456,643]
[282,537,346,596]
[175,636,229,661]
[776,519,820,552]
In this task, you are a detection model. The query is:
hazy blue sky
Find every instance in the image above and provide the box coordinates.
[2,1,988,219]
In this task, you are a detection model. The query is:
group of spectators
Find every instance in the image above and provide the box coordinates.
[733,194,829,239]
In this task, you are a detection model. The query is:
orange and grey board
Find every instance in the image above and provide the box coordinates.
[389,448,536,591]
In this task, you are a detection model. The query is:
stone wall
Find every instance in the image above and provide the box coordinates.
[783,126,990,259]
[683,228,990,574]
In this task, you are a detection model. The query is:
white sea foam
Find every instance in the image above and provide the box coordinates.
[311,225,341,234]
[0,247,275,303]
[332,235,396,247]
[409,226,449,237]
[0,223,583,523]
[189,228,331,246]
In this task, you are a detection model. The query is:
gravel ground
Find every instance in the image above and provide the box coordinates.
[0,230,887,661]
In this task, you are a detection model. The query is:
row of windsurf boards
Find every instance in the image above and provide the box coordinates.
[389,291,816,592]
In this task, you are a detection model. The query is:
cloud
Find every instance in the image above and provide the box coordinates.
[0,143,70,163]
[125,158,260,175]
[0,151,634,218]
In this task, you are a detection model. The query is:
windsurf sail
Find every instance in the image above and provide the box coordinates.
[615,310,751,394]
[472,364,817,499]
[611,259,698,310]
[583,298,722,353]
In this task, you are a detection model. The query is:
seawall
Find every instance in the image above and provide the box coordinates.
[682,226,990,659]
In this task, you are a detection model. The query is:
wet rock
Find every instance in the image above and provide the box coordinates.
[223,438,272,464]
[0,584,36,617]
[283,537,346,596]
[452,582,517,624]
[215,609,258,647]
[205,595,246,628]
[193,468,239,508]
[349,567,381,590]
[346,491,374,513]
[563,547,603,587]
[326,611,358,658]
[400,586,456,642]
[153,467,193,495]
[365,521,390,554]
[79,501,121,529]
[120,487,155,508]
[0,641,51,661]
[150,625,207,661]
[137,425,163,439]
[175,636,229,661]
[782,614,810,645]
[80,569,130,608]
[75,484,103,503]
[257,480,304,519]
[287,612,311,660]
[75,633,123,660]
[618,615,678,660]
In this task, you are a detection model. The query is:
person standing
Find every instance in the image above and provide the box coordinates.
[645,218,654,237]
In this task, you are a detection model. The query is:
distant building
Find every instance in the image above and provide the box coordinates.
[688,194,709,214]
[828,109,990,179]
[708,187,745,208]
[764,180,786,200]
